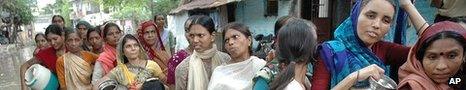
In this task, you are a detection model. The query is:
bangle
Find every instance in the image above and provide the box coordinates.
[355,70,360,83]
[418,22,428,35]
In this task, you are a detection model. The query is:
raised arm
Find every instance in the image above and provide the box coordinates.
[401,0,429,35]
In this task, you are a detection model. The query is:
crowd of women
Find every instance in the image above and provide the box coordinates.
[17,0,466,90]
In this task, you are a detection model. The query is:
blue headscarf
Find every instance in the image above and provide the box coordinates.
[319,0,392,88]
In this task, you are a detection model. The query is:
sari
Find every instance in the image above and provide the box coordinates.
[166,49,190,85]
[96,44,117,74]
[107,60,164,87]
[137,21,171,75]
[208,56,266,90]
[319,0,390,87]
[398,21,466,89]
[35,47,58,73]
[56,51,98,90]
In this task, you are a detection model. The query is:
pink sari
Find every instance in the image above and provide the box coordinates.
[96,44,117,74]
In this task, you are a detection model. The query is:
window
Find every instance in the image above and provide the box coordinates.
[265,0,278,16]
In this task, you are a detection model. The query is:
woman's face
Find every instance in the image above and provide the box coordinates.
[36,35,49,49]
[224,29,251,59]
[187,24,214,52]
[47,33,64,50]
[123,39,140,60]
[356,0,394,47]
[88,31,103,49]
[52,17,64,28]
[155,16,165,28]
[66,33,83,53]
[143,25,157,46]
[422,38,464,84]
[77,25,88,40]
[105,26,122,46]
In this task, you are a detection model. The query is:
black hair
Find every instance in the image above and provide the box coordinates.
[153,14,164,21]
[269,18,318,90]
[141,78,165,90]
[186,15,216,34]
[45,24,64,37]
[118,34,147,64]
[87,27,102,40]
[103,23,121,38]
[416,31,466,61]
[34,33,46,42]
[274,16,292,36]
[64,29,79,40]
[223,22,253,54]
[184,16,194,32]
[52,15,65,24]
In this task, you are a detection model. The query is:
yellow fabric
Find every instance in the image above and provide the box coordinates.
[111,60,163,86]
[56,51,97,90]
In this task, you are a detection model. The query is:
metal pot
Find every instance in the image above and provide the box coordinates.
[369,75,397,90]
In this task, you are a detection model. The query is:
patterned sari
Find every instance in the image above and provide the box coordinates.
[319,0,390,87]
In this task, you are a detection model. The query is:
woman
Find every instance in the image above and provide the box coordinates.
[20,33,50,89]
[20,24,66,90]
[52,15,65,29]
[33,33,50,55]
[252,16,293,89]
[174,15,230,90]
[166,16,195,87]
[75,20,93,51]
[92,23,123,84]
[137,21,171,76]
[263,18,317,90]
[56,29,98,89]
[104,34,165,89]
[208,22,266,90]
[311,0,429,89]
[87,27,104,54]
[154,14,176,54]
[398,21,466,89]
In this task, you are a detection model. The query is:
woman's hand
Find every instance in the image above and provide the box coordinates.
[266,50,276,62]
[331,64,386,89]
[128,82,143,90]
[355,64,385,81]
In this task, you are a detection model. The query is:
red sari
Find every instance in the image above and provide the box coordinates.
[35,47,58,73]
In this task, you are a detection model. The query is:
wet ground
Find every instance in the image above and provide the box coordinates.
[0,44,35,90]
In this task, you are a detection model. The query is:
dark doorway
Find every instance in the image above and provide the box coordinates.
[301,0,333,42]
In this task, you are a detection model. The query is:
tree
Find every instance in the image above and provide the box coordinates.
[152,0,180,15]
[0,0,36,44]
[55,0,72,27]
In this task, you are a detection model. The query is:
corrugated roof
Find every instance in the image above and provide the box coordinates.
[170,0,241,14]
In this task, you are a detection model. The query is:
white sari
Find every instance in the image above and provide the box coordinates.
[208,56,266,90]
[63,53,93,90]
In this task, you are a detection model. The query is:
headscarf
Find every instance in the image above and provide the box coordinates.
[398,21,466,89]
[115,34,150,86]
[137,21,170,71]
[319,0,394,87]
[75,21,92,29]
